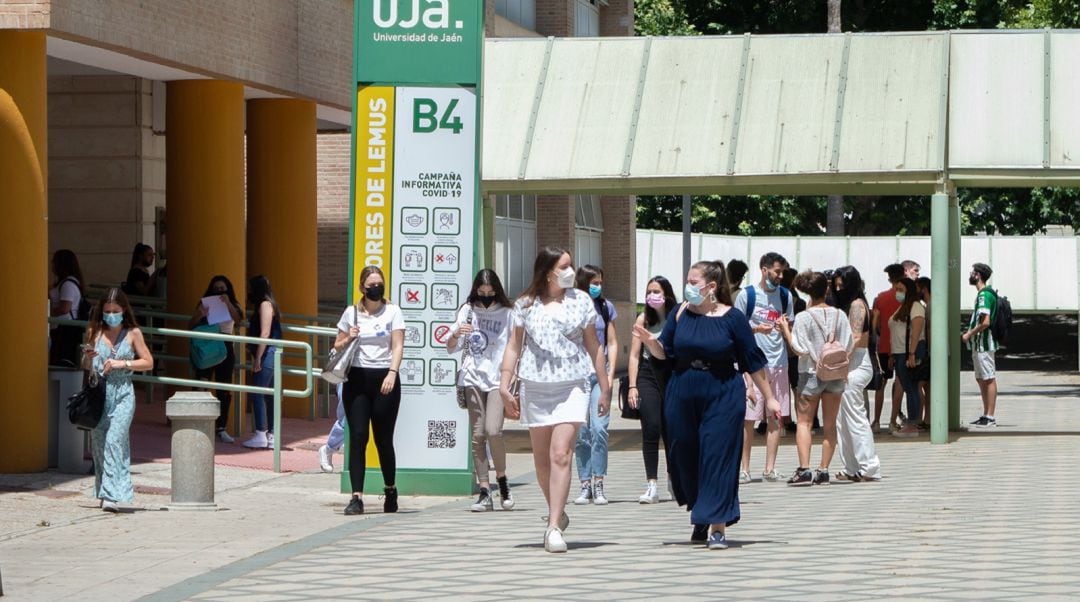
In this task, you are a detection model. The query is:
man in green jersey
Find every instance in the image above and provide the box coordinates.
[961,263,997,428]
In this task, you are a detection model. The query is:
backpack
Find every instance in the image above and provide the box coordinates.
[988,288,1013,347]
[190,323,227,370]
[62,277,92,321]
[743,284,789,318]
[596,298,612,331]
[808,308,849,381]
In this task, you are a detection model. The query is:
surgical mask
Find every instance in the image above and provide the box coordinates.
[684,282,706,306]
[103,312,124,328]
[645,292,665,309]
[895,292,906,303]
[763,275,778,292]
[588,284,602,299]
[364,284,385,301]
[477,295,495,308]
[555,268,575,289]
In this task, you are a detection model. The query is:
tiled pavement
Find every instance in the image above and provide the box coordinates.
[3,370,1080,600]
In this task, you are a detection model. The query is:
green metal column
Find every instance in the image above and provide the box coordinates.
[948,191,962,431]
[930,192,949,444]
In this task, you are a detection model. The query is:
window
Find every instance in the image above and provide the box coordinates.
[494,194,537,297]
[574,0,600,36]
[495,0,536,31]
[574,195,603,268]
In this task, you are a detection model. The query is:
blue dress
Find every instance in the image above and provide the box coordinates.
[92,332,136,504]
[658,307,766,527]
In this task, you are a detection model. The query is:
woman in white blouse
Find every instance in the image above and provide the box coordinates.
[499,246,611,553]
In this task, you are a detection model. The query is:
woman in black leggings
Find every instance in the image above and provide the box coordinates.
[333,266,405,515]
[627,276,677,503]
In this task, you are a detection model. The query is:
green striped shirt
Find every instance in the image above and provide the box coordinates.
[967,289,998,352]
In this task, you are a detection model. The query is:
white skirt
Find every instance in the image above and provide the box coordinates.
[519,379,589,427]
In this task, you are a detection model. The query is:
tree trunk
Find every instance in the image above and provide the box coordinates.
[826,1,843,235]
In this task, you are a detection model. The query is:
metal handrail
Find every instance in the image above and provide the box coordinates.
[49,317,314,473]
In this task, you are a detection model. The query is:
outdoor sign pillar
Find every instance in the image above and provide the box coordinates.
[345,0,484,494]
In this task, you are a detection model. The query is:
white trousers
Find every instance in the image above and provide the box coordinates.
[836,349,882,479]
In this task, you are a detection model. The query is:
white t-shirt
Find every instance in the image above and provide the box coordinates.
[450,303,512,391]
[733,284,794,368]
[48,278,82,330]
[888,302,926,355]
[336,303,405,369]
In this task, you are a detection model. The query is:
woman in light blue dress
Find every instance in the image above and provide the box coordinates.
[82,288,154,512]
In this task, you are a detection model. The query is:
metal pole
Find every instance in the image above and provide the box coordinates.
[948,191,962,431]
[930,192,949,444]
[682,194,691,277]
[273,348,283,473]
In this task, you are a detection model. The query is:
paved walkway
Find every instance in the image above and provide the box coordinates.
[2,371,1079,600]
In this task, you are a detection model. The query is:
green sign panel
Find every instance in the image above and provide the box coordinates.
[356,0,482,85]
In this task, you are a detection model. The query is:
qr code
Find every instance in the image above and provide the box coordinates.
[427,420,457,449]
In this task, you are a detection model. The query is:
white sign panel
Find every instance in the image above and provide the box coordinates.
[391,86,476,470]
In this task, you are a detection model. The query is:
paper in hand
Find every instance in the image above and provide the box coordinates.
[201,295,232,326]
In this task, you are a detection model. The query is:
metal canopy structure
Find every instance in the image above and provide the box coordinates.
[482,30,1080,194]
[481,30,1080,444]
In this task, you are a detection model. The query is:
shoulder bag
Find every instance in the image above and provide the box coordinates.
[67,329,127,430]
[321,305,362,384]
[190,322,227,370]
[455,305,474,409]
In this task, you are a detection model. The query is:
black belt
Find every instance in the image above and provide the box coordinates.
[674,358,736,377]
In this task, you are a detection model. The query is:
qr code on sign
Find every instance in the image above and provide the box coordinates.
[427,420,457,449]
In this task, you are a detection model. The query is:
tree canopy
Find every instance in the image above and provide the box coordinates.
[633,0,1080,236]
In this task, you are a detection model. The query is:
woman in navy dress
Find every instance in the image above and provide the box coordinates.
[636,260,780,550]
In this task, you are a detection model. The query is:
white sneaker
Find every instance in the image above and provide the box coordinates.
[544,527,567,553]
[242,430,268,449]
[739,470,752,484]
[216,430,235,444]
[267,433,275,448]
[573,481,592,505]
[101,500,119,513]
[667,479,675,501]
[592,480,608,505]
[638,482,659,504]
[318,445,334,473]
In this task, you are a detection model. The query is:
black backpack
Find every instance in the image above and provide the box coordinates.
[989,288,1013,347]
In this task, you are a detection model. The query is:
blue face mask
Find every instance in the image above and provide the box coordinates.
[895,292,906,303]
[684,282,705,306]
[763,275,778,292]
[588,284,602,299]
[103,312,124,328]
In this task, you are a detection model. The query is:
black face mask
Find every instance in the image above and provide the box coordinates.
[364,284,385,301]
[478,295,495,308]
[968,275,979,285]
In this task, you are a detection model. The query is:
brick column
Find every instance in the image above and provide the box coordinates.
[536,195,575,254]
[600,195,636,303]
[535,0,573,37]
[599,0,634,36]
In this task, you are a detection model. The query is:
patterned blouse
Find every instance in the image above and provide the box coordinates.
[512,288,598,383]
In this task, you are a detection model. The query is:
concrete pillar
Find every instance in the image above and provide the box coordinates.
[930,192,949,444]
[246,99,317,418]
[165,80,246,401]
[947,190,962,430]
[0,31,48,472]
[166,391,219,509]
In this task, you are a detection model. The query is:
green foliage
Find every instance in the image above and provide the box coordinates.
[634,0,698,36]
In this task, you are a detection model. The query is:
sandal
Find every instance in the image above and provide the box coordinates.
[834,472,861,482]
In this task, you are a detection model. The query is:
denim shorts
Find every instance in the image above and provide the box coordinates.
[797,371,846,398]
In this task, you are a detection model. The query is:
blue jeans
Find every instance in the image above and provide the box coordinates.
[575,374,610,480]
[251,348,277,433]
[892,353,921,422]
[326,386,346,451]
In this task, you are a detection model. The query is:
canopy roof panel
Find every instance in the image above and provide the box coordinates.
[482,30,1080,194]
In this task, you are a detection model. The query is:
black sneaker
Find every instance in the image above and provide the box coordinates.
[787,468,813,487]
[497,476,515,510]
[344,496,364,515]
[971,416,997,428]
[691,524,708,542]
[812,469,830,486]
[383,486,398,513]
[969,415,985,425]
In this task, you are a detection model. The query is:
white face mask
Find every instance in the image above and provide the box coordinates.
[555,267,575,289]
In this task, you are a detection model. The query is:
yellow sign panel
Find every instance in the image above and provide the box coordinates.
[352,85,395,296]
